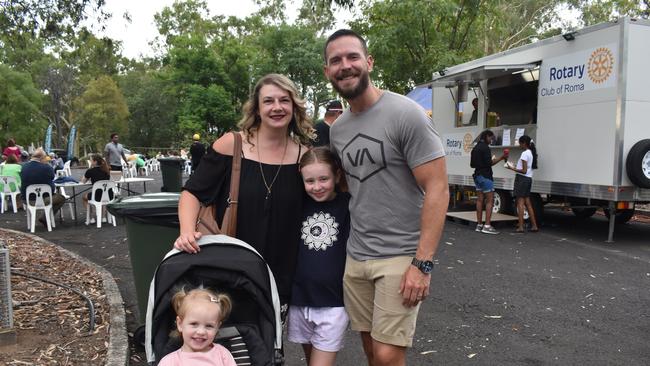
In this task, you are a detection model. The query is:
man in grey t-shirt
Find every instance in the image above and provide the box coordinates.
[104,133,127,171]
[324,29,448,365]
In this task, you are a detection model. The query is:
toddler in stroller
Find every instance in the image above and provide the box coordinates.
[158,287,236,365]
[145,235,284,366]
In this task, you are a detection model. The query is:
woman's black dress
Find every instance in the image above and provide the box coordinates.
[183,146,304,304]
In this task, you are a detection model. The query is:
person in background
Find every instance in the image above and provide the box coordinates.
[190,133,206,172]
[324,29,448,366]
[81,154,111,221]
[20,148,65,227]
[506,135,539,233]
[313,100,343,147]
[3,138,21,161]
[470,130,507,235]
[104,133,128,172]
[468,98,479,125]
[49,153,64,172]
[0,154,23,209]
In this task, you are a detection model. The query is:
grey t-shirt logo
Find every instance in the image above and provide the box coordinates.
[341,134,386,182]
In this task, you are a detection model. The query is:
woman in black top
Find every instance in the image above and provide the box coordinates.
[174,74,314,305]
[81,154,111,208]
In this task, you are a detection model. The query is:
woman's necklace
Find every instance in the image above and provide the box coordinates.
[256,133,289,201]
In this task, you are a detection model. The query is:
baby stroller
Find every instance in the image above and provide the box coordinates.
[144,234,283,365]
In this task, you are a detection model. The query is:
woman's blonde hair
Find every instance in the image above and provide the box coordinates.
[238,73,314,146]
[172,287,232,323]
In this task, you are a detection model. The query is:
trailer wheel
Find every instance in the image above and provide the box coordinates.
[492,190,514,214]
[625,139,650,188]
[571,207,598,219]
[604,208,635,224]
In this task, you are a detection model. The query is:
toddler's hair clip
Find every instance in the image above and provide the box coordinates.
[209,295,219,303]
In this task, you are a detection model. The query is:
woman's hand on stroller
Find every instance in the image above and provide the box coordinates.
[174,231,203,253]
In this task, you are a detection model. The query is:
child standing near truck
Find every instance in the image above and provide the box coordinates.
[507,135,539,233]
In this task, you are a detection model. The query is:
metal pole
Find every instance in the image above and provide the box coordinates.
[606,201,616,243]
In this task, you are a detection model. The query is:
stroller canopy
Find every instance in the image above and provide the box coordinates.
[145,235,282,365]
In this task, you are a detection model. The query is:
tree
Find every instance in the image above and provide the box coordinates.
[350,0,566,94]
[568,0,649,25]
[257,24,331,118]
[0,0,108,43]
[75,76,129,152]
[36,63,78,148]
[119,69,180,150]
[0,64,46,146]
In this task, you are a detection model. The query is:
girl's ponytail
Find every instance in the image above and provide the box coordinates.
[530,141,538,169]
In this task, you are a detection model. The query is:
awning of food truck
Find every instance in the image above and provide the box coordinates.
[428,64,538,86]
[405,86,432,112]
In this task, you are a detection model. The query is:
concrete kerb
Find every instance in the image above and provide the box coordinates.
[2,228,129,366]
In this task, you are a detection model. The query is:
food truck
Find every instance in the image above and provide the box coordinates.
[421,17,650,241]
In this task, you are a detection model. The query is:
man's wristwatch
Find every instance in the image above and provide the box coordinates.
[411,257,434,274]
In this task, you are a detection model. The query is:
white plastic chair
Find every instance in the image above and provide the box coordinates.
[151,159,160,172]
[140,160,151,176]
[1,176,20,213]
[25,184,55,232]
[85,180,117,228]
[57,185,76,221]
[184,160,192,175]
[128,161,138,177]
[63,160,72,176]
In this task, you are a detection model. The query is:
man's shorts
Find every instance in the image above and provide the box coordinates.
[474,175,494,193]
[513,174,533,198]
[287,306,349,352]
[343,255,421,347]
[110,165,122,171]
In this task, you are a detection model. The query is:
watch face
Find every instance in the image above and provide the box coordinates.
[422,261,434,273]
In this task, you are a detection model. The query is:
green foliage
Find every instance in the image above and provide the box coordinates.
[0,0,109,46]
[63,29,124,80]
[178,84,237,137]
[75,76,129,151]
[568,0,649,25]
[118,70,179,149]
[351,0,567,94]
[4,0,648,152]
[0,64,46,145]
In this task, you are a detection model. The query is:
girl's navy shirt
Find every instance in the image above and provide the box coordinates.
[290,192,350,307]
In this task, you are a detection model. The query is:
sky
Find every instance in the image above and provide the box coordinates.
[87,0,262,59]
[87,0,350,60]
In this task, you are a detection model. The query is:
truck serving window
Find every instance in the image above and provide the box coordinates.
[487,68,539,127]
[431,64,539,129]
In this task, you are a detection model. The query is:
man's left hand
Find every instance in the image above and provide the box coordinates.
[399,265,431,307]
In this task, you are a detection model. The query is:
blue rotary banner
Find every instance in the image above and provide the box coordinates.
[44,124,53,153]
[67,125,76,160]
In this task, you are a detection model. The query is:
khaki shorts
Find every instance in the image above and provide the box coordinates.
[343,255,420,347]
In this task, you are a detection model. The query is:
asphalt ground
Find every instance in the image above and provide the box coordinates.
[2,168,649,365]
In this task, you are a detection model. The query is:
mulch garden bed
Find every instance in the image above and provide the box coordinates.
[0,229,110,365]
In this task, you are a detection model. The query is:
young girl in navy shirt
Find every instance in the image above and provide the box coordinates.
[288,147,350,366]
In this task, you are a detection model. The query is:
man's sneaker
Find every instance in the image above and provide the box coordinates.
[475,224,484,232]
[481,225,499,235]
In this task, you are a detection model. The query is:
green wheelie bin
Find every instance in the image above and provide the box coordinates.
[107,193,180,322]
[157,157,184,192]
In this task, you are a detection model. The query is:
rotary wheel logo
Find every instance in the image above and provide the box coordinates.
[587,47,614,84]
[301,211,339,251]
[463,133,474,153]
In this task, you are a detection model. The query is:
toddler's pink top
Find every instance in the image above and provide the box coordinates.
[157,343,237,366]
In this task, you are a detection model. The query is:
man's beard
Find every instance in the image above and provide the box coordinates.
[331,69,370,100]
